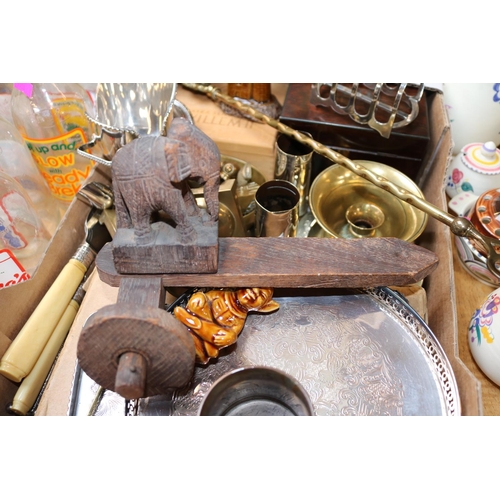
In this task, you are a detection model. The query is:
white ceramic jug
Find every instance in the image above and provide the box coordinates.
[442,83,500,156]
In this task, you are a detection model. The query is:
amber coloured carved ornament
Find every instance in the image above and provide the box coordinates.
[174,287,280,364]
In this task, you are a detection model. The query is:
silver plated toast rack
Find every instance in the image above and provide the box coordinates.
[310,83,425,139]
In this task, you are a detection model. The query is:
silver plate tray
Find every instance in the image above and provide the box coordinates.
[69,287,460,416]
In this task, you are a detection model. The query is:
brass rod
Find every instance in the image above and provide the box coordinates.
[182,83,500,278]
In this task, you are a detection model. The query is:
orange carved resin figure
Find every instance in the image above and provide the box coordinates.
[173,288,280,364]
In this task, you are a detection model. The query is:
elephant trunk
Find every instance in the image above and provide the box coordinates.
[166,139,191,184]
[203,170,220,221]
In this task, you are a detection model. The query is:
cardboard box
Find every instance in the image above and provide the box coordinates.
[417,90,482,415]
[0,165,112,415]
[0,87,483,416]
[176,84,288,180]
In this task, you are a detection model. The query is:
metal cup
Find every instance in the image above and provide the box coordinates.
[274,131,313,217]
[198,366,314,416]
[254,180,300,237]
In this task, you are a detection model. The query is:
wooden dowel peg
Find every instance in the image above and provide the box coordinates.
[115,352,148,400]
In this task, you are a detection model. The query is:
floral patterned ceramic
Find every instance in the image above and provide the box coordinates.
[445,141,500,198]
[469,288,500,386]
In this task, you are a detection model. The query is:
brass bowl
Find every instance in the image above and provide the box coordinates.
[309,160,428,242]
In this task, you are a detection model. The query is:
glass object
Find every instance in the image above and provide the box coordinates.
[0,170,51,276]
[0,83,13,124]
[0,116,63,235]
[11,83,97,203]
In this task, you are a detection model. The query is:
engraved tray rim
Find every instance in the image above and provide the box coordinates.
[365,286,460,416]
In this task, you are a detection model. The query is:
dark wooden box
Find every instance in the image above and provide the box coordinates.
[279,83,430,183]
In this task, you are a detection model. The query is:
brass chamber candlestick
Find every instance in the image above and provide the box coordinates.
[182,83,500,281]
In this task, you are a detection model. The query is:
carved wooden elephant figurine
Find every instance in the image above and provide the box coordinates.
[111,117,221,244]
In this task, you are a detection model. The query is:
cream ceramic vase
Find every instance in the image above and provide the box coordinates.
[469,288,500,386]
[442,83,500,156]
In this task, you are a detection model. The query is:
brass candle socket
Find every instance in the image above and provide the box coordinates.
[345,202,385,238]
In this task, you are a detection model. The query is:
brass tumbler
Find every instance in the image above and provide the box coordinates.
[255,180,300,237]
[274,132,313,217]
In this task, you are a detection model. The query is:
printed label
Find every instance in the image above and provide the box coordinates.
[24,128,94,201]
[0,249,30,289]
[0,191,29,250]
[191,109,255,129]
[50,96,92,137]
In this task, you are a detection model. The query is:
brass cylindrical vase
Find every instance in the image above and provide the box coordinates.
[274,132,313,217]
[254,180,300,237]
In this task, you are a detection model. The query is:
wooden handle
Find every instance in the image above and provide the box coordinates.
[10,299,81,415]
[0,258,87,383]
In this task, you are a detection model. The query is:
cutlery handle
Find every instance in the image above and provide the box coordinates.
[0,251,91,383]
[10,294,83,415]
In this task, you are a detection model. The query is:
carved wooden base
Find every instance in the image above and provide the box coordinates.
[98,237,439,289]
[112,221,219,274]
